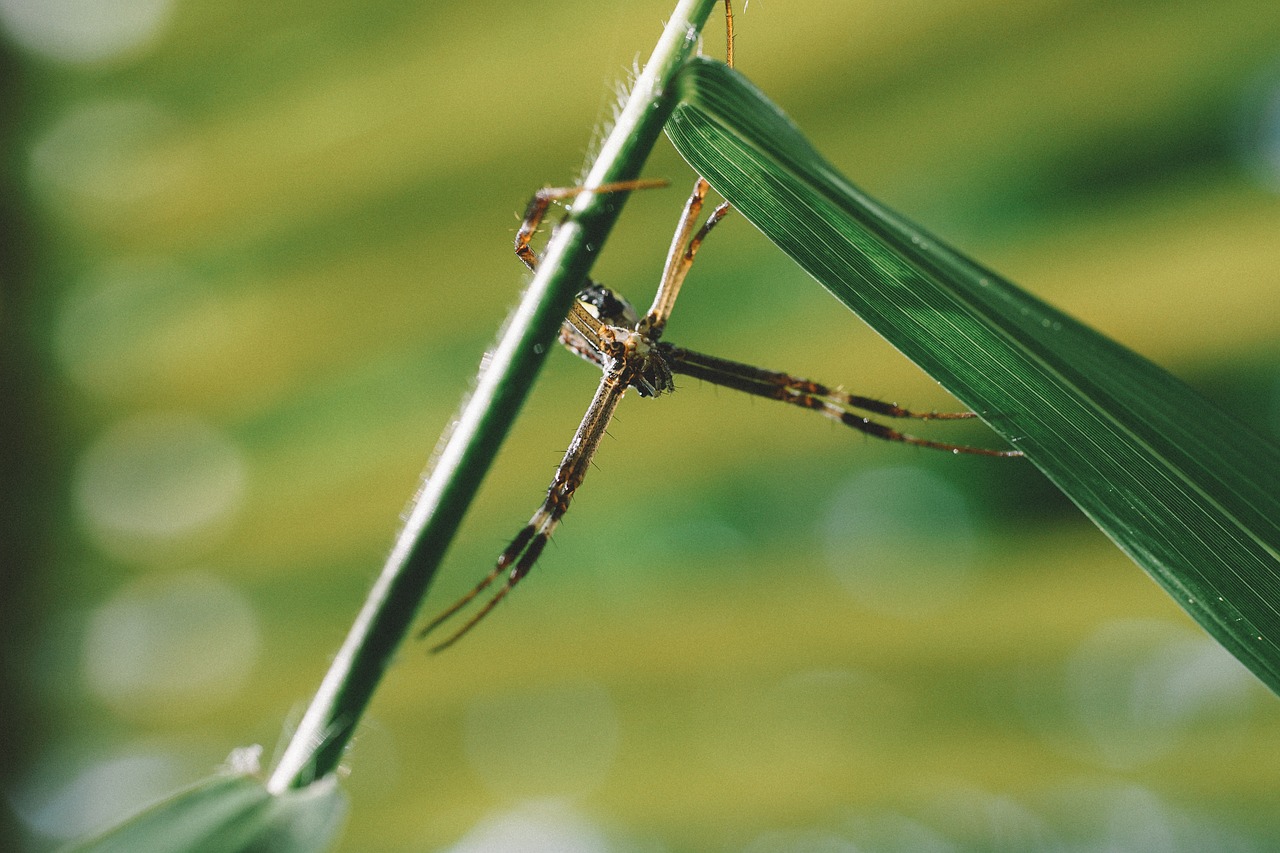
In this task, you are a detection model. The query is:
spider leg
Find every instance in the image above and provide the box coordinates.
[642,178,733,340]
[640,1,737,338]
[724,0,735,69]
[421,365,631,651]
[664,345,1023,458]
[514,178,668,272]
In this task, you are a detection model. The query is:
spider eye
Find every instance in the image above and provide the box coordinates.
[577,284,638,326]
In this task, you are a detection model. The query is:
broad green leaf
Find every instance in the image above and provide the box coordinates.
[64,772,346,853]
[667,57,1280,693]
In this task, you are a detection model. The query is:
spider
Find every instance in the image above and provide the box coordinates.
[420,3,1022,652]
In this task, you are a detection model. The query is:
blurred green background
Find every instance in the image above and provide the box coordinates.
[4,0,1280,850]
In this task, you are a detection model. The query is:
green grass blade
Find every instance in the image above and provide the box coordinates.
[63,774,346,853]
[667,57,1280,693]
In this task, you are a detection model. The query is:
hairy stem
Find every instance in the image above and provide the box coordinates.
[267,0,722,792]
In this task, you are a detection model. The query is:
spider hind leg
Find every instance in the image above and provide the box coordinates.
[420,371,629,651]
[419,521,552,653]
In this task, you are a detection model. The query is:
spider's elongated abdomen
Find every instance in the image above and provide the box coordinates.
[577,283,638,327]
[559,284,640,369]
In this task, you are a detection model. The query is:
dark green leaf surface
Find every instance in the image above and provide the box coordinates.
[64,773,346,853]
[667,57,1280,692]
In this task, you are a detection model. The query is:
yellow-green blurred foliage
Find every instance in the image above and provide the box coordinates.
[4,1,1280,851]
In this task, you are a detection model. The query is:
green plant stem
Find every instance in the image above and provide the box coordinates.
[266,0,721,793]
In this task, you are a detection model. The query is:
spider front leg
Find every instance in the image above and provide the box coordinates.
[514,178,667,272]
[419,365,630,652]
[641,177,732,340]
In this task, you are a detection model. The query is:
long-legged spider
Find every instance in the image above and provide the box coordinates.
[420,3,1021,652]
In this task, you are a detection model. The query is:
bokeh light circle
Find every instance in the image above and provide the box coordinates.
[83,569,260,716]
[75,411,245,549]
[0,0,172,64]
[821,465,981,617]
